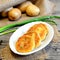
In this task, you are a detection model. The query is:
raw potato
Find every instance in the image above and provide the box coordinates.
[18,1,32,12]
[26,5,40,16]
[1,7,13,17]
[26,32,41,48]
[8,8,21,20]
[1,11,8,17]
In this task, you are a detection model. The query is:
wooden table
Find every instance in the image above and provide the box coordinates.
[51,0,60,31]
[0,0,60,60]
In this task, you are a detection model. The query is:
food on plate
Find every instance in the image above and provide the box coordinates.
[28,23,48,41]
[26,32,41,48]
[18,1,32,12]
[8,8,21,20]
[16,33,35,53]
[38,23,48,41]
[15,23,48,53]
[26,4,40,16]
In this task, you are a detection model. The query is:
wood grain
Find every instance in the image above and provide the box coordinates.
[0,25,60,60]
[0,0,60,60]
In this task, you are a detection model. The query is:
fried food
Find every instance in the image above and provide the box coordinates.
[28,23,48,41]
[16,23,48,53]
[38,23,48,41]
[16,33,35,53]
[26,32,41,48]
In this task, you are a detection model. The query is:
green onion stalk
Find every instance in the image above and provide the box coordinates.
[0,15,60,35]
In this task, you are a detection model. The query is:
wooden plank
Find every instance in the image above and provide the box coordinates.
[0,0,60,60]
[0,25,60,60]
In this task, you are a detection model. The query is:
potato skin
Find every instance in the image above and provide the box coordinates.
[1,11,8,17]
[1,7,13,17]
[18,1,32,13]
[26,5,40,16]
[8,8,21,20]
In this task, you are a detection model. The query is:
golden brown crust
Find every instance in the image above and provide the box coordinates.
[28,23,48,41]
[25,32,41,48]
[16,33,35,53]
[27,23,48,48]
[16,23,48,53]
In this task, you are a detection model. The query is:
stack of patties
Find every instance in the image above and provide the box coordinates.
[16,23,48,53]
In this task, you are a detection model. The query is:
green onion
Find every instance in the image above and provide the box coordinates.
[0,29,16,36]
[43,19,57,25]
[0,16,59,33]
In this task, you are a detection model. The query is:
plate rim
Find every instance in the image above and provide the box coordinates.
[9,21,54,55]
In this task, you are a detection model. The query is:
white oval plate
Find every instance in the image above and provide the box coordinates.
[9,21,54,55]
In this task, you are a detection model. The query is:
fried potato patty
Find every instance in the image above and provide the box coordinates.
[27,23,48,48]
[16,23,48,53]
[16,33,35,53]
[26,32,41,48]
